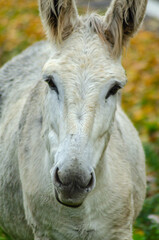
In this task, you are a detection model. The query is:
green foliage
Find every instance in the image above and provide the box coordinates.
[144,142,159,173]
[0,229,9,240]
[133,234,145,240]
[134,194,159,240]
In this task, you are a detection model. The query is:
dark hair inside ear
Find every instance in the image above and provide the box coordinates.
[105,30,115,48]
[48,9,57,30]
[123,7,135,40]
[39,0,78,42]
[104,0,147,58]
[54,0,60,16]
[47,0,61,33]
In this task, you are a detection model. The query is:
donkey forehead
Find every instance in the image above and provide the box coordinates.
[43,19,126,86]
[43,48,126,87]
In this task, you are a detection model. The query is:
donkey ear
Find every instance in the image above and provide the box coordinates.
[104,0,147,57]
[38,0,78,42]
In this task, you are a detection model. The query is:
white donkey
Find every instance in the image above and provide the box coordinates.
[0,0,147,239]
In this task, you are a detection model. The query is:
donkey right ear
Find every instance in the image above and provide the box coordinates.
[38,0,79,42]
[104,0,147,57]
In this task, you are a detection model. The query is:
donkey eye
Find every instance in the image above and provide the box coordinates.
[105,83,121,100]
[45,76,59,94]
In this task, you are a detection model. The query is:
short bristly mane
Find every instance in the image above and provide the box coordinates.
[81,0,147,58]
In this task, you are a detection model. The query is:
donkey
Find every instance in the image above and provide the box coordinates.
[0,0,147,239]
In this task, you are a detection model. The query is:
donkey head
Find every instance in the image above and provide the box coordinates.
[39,0,147,207]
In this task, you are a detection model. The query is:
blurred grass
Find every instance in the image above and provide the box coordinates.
[0,228,11,240]
[0,0,159,239]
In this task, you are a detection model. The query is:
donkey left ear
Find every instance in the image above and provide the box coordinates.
[104,0,148,57]
[39,0,79,42]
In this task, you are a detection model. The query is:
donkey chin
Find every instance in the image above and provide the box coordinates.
[52,166,96,208]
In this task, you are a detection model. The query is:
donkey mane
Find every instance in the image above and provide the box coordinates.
[84,0,147,58]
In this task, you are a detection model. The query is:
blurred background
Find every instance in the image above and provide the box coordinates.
[0,0,159,239]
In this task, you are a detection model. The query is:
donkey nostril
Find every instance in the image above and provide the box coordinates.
[85,172,95,191]
[54,167,62,185]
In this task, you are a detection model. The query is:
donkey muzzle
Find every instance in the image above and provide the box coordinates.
[52,166,96,207]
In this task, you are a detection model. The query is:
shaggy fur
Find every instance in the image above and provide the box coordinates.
[39,0,147,57]
[39,0,79,42]
[104,0,148,56]
[0,0,147,240]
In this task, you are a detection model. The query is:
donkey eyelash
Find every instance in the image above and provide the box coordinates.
[105,83,122,100]
[45,76,59,95]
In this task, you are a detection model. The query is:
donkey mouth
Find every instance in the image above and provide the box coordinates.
[55,189,83,208]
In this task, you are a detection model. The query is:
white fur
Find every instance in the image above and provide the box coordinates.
[0,0,147,239]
